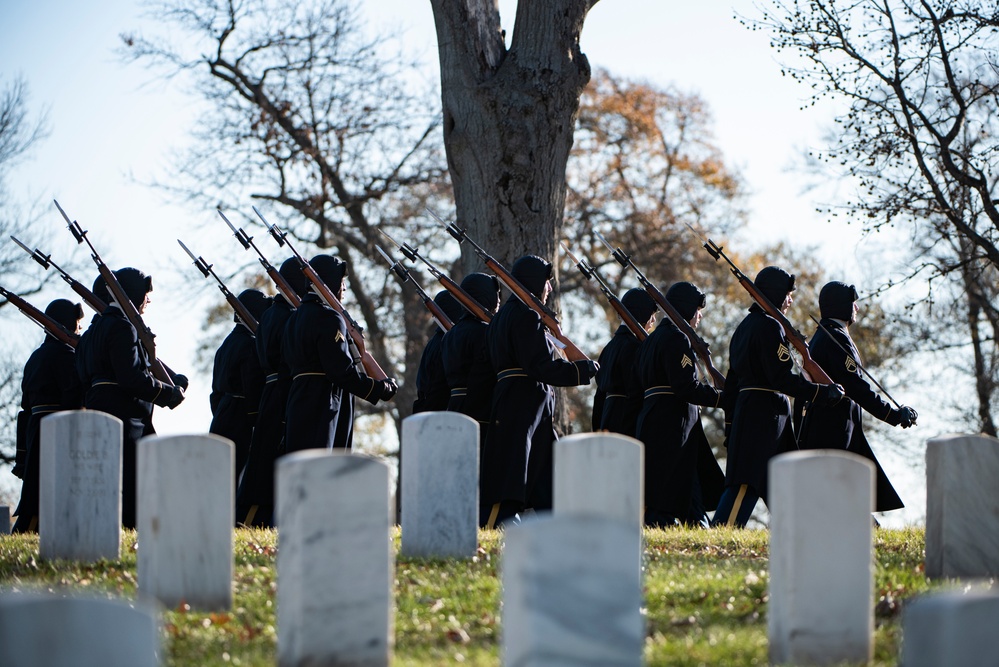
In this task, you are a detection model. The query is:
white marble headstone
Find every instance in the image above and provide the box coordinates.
[926,433,999,579]
[137,434,234,611]
[0,593,160,667]
[277,451,392,667]
[0,506,9,535]
[769,450,874,666]
[39,410,122,562]
[902,588,999,667]
[401,412,478,558]
[554,432,644,526]
[502,514,644,667]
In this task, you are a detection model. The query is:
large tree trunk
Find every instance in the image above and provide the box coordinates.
[430,0,598,273]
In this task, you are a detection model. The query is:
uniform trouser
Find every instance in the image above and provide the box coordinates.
[711,484,764,528]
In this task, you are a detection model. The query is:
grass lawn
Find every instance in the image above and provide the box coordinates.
[0,525,956,666]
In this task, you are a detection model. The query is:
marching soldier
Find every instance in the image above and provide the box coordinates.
[636,282,725,528]
[441,273,502,434]
[412,290,462,414]
[591,288,657,436]
[75,267,187,529]
[712,266,844,528]
[209,288,272,487]
[282,254,398,453]
[235,258,303,527]
[797,280,916,513]
[481,255,598,528]
[11,299,86,533]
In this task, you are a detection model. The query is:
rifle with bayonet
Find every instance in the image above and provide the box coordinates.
[252,206,389,381]
[594,230,726,388]
[378,229,494,324]
[218,210,301,308]
[685,222,834,385]
[561,241,647,341]
[178,239,258,334]
[375,244,452,332]
[0,286,79,347]
[428,209,590,362]
[55,199,174,385]
[11,236,107,313]
[808,314,913,422]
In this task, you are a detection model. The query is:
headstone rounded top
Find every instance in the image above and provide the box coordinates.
[137,433,234,449]
[927,433,999,448]
[557,431,644,450]
[403,411,478,429]
[771,448,875,474]
[44,409,122,429]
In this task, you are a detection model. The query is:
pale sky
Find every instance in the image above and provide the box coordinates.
[0,0,928,524]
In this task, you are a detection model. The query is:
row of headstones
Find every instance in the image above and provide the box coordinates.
[2,410,999,665]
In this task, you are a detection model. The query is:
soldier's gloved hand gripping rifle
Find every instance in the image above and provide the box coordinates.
[178,239,258,334]
[55,200,175,386]
[375,244,453,333]
[428,209,591,363]
[11,235,108,313]
[0,285,79,348]
[595,230,726,388]
[252,206,389,381]
[218,210,301,308]
[561,241,647,341]
[685,223,835,385]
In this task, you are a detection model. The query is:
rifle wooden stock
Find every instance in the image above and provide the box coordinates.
[607,296,648,341]
[598,233,726,388]
[480,256,588,361]
[222,289,258,334]
[96,262,174,385]
[731,273,834,384]
[263,263,302,308]
[299,263,388,381]
[0,287,79,348]
[56,200,174,386]
[690,228,834,385]
[640,282,726,388]
[431,212,589,361]
[11,237,107,313]
[422,297,453,332]
[436,273,493,324]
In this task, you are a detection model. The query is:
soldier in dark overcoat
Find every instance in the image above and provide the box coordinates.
[712,266,844,527]
[11,299,86,533]
[441,273,501,432]
[209,289,271,487]
[75,268,186,529]
[282,254,397,453]
[591,288,657,435]
[235,259,303,527]
[797,281,916,513]
[636,282,725,528]
[480,255,598,528]
[412,290,462,414]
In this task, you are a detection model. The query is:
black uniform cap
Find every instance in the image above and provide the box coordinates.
[433,289,463,323]
[819,281,859,321]
[45,298,85,330]
[279,257,308,299]
[621,287,657,325]
[113,267,153,308]
[459,273,501,314]
[754,266,796,309]
[510,255,552,298]
[309,254,347,292]
[237,288,272,322]
[665,282,707,321]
